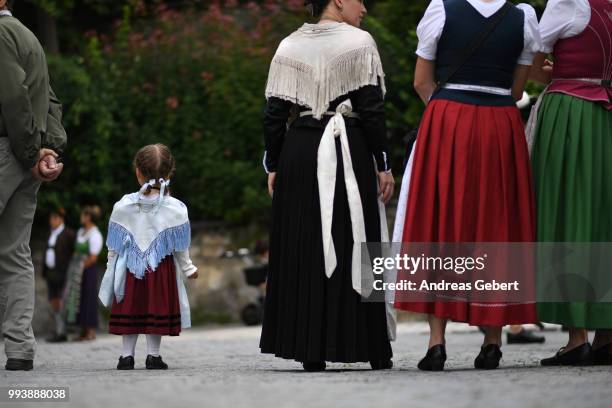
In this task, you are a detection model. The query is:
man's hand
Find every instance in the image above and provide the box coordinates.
[188,271,199,280]
[31,148,63,182]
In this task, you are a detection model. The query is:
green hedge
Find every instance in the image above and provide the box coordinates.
[40,0,545,226]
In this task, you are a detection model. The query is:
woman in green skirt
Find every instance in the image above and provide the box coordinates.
[530,0,612,366]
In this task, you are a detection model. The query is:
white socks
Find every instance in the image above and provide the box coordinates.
[146,334,161,357]
[121,334,162,357]
[122,334,138,357]
[54,312,65,336]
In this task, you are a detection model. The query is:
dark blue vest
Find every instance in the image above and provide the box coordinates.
[432,0,525,106]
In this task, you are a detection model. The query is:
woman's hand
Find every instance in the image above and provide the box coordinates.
[378,171,395,204]
[528,53,554,85]
[268,172,276,198]
[188,271,199,280]
[83,255,97,269]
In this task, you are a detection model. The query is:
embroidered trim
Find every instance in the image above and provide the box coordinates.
[442,83,512,95]
[108,322,181,327]
[107,221,191,280]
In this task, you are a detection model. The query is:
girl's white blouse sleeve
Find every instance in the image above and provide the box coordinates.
[415,0,446,61]
[516,4,542,65]
[174,250,197,277]
[539,0,591,53]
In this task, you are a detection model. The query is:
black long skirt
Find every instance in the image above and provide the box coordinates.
[259,118,393,363]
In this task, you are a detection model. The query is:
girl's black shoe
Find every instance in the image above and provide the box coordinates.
[592,343,612,365]
[302,361,326,372]
[417,344,446,371]
[474,344,502,370]
[117,356,135,370]
[146,355,168,370]
[370,359,393,370]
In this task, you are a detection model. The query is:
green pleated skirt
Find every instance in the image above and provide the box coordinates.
[532,92,612,329]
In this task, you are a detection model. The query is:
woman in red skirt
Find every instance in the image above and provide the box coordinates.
[98,144,198,370]
[393,0,541,371]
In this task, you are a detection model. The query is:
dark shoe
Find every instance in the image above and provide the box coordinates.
[474,344,502,370]
[5,359,33,371]
[146,355,168,370]
[117,356,135,370]
[302,361,326,372]
[507,329,545,344]
[370,359,393,370]
[541,343,592,366]
[590,343,612,366]
[46,334,68,343]
[418,344,446,371]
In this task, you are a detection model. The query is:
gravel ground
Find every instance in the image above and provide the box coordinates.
[1,323,611,408]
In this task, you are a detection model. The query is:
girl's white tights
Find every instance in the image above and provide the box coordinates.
[121,334,162,357]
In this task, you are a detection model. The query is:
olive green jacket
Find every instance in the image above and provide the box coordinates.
[0,12,66,169]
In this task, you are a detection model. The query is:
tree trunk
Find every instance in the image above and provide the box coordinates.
[35,6,59,54]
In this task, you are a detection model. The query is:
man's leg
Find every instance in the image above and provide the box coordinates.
[0,142,41,362]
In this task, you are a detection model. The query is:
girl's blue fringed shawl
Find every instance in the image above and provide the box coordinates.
[104,192,192,279]
[107,221,191,279]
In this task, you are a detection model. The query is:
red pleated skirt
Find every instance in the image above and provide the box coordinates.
[109,255,181,335]
[394,99,538,326]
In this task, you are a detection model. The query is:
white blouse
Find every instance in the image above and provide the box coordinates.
[77,226,104,256]
[45,224,65,269]
[539,0,592,53]
[416,0,541,66]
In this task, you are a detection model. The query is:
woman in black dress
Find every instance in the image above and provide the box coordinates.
[259,0,395,371]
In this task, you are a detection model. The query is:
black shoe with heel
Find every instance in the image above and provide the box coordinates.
[474,344,502,370]
[507,329,545,344]
[541,343,592,366]
[418,345,446,371]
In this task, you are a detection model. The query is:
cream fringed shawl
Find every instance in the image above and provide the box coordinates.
[265,22,386,118]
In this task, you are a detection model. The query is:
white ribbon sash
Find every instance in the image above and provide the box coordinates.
[316,100,388,298]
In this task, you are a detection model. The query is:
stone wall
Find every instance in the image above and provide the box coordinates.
[29,222,267,336]
[28,202,407,337]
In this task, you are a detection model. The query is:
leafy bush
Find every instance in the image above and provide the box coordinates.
[40,0,546,226]
[43,1,304,224]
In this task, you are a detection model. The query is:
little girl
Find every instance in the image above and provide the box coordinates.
[99,144,198,370]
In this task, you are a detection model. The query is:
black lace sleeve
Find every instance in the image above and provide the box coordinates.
[262,97,293,173]
[349,84,391,173]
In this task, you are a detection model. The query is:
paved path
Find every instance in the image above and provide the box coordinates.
[1,323,610,408]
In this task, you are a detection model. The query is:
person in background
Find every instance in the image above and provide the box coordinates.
[64,206,103,341]
[505,93,545,346]
[43,207,75,343]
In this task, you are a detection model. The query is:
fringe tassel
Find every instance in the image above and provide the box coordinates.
[107,221,191,280]
[265,46,386,119]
